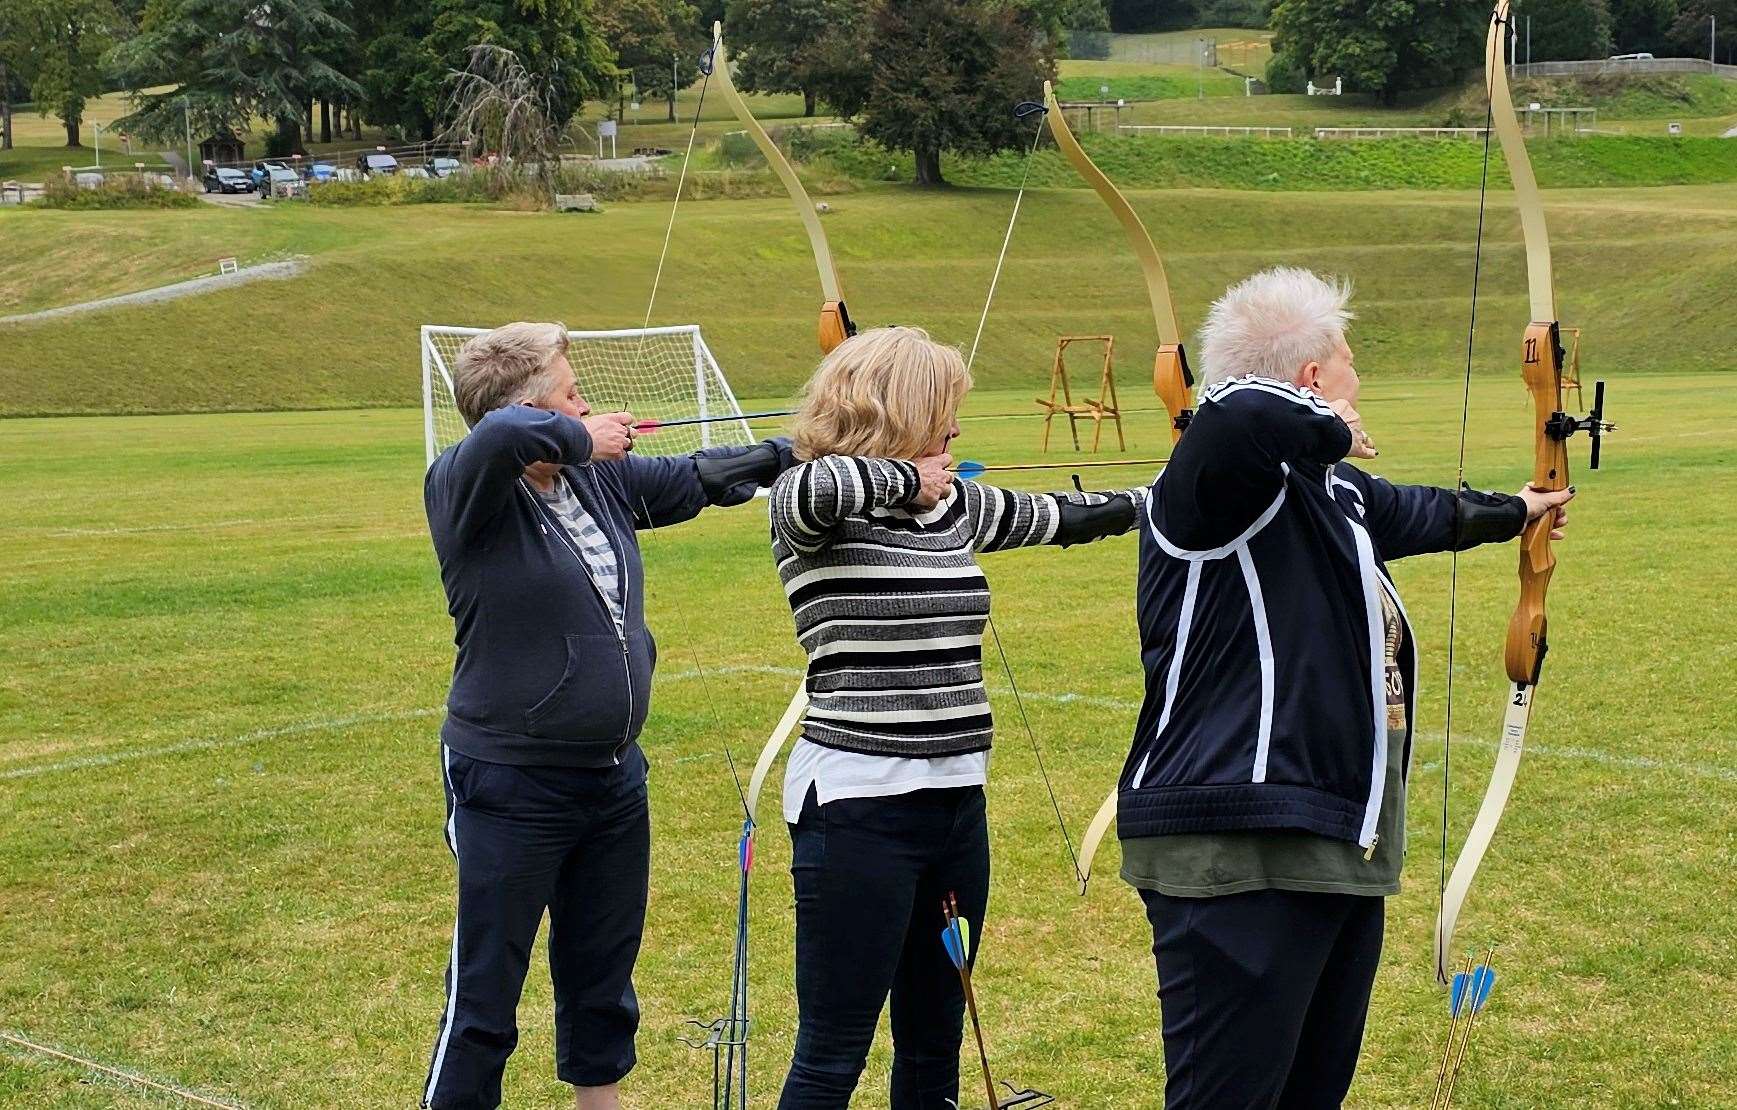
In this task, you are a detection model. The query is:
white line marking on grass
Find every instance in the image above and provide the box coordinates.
[0,708,442,780]
[0,1029,247,1108]
[46,518,261,537]
[1417,736,1737,784]
[7,670,1728,787]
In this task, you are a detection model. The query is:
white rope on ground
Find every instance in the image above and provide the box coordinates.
[0,1030,246,1109]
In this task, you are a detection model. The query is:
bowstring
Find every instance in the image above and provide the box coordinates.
[639,53,715,340]
[966,100,1088,887]
[1440,23,1502,959]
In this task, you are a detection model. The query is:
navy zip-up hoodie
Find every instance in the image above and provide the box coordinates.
[424,404,781,768]
[1120,375,1526,849]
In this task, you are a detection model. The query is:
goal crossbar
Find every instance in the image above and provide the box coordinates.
[421,323,755,467]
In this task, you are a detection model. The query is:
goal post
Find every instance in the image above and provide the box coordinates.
[420,323,757,466]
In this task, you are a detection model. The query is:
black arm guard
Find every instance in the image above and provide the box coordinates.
[1451,486,1529,550]
[695,438,795,505]
[1054,491,1140,547]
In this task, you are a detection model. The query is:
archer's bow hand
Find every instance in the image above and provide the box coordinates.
[1517,482,1575,540]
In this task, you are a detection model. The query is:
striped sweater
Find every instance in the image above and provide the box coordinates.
[769,455,1146,757]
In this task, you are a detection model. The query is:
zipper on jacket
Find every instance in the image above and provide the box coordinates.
[522,477,636,763]
[520,479,627,648]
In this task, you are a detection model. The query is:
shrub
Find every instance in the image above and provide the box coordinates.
[35,175,201,210]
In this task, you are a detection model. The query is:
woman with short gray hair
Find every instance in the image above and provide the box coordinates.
[420,321,792,1110]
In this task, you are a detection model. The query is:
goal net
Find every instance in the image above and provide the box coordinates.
[420,324,756,466]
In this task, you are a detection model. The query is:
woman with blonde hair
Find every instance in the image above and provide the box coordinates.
[766,326,1146,1109]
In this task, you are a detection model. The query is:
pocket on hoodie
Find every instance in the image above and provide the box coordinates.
[524,632,632,741]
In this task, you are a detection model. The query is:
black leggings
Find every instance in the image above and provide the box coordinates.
[776,785,991,1110]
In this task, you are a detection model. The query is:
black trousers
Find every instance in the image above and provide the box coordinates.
[1141,888,1384,1110]
[777,785,991,1110]
[422,745,650,1110]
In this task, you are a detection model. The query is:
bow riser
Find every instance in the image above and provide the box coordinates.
[1503,321,1568,686]
[1154,345,1195,441]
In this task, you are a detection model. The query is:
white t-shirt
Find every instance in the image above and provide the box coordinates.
[781,738,989,824]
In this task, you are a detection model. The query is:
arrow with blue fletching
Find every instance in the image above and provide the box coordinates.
[952,458,1166,481]
[939,893,1053,1109]
[1428,946,1497,1109]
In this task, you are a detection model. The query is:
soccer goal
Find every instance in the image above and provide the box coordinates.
[420,324,757,466]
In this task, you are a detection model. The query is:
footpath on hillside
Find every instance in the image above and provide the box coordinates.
[0,258,308,326]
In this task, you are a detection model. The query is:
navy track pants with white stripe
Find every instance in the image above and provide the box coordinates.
[423,745,650,1110]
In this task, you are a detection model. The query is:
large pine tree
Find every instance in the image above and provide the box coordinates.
[108,0,362,153]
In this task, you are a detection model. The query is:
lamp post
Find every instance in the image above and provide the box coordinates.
[183,97,194,180]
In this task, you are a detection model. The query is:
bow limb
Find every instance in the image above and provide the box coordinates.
[1042,81,1193,894]
[711,22,854,350]
[1074,788,1120,897]
[747,687,809,827]
[1042,82,1194,437]
[1434,0,1571,984]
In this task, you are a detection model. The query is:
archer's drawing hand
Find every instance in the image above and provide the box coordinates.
[910,453,954,510]
[1517,482,1574,540]
[1327,398,1378,459]
[584,412,636,461]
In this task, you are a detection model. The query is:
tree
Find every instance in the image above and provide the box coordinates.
[26,0,122,147]
[855,0,1053,187]
[1511,0,1614,61]
[599,0,700,123]
[1267,0,1483,104]
[724,0,859,116]
[1669,0,1736,61]
[0,0,24,150]
[108,0,361,154]
[1609,0,1677,53]
[352,0,442,139]
[422,0,615,133]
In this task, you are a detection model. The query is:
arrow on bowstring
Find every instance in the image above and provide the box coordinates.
[939,892,1054,1110]
[953,457,1168,480]
[636,410,795,434]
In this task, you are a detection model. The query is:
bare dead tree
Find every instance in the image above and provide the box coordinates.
[438,45,562,184]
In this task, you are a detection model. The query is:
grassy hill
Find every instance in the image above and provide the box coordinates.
[2,181,1734,417]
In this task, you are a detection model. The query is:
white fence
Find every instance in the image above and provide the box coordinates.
[1512,58,1737,80]
[1119,124,1293,138]
[1315,127,1491,139]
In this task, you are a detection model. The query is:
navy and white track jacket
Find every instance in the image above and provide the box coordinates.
[1120,376,1526,849]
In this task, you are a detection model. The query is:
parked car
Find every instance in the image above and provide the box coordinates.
[357,152,399,177]
[401,165,432,179]
[203,166,254,194]
[307,163,338,183]
[429,157,462,178]
[1609,52,1655,61]
[250,160,290,188]
[260,165,305,199]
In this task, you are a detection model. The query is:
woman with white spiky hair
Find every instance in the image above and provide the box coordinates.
[1115,268,1574,1107]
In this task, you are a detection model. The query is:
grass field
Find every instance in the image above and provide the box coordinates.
[3,42,1736,1107]
[1,371,1734,1107]
[5,182,1737,415]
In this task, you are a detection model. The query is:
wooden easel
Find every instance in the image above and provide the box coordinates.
[1036,335,1124,452]
[1562,326,1584,411]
